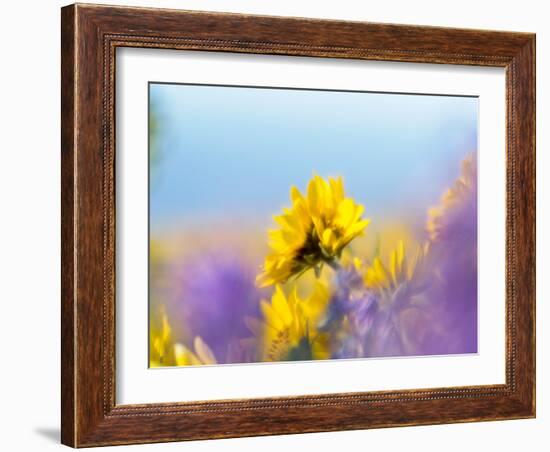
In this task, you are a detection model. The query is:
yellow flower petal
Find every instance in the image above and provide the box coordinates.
[193,337,217,365]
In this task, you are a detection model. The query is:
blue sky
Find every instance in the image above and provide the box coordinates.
[149,83,477,232]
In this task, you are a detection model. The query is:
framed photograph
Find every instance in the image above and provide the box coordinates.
[61,3,535,447]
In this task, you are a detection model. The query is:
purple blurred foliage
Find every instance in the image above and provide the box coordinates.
[392,154,478,357]
[327,272,421,359]
[425,159,478,355]
[329,155,478,359]
[321,267,379,359]
[169,252,264,363]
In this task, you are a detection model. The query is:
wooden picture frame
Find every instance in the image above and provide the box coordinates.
[61,3,535,447]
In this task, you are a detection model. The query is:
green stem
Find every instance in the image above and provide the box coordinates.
[325,259,342,272]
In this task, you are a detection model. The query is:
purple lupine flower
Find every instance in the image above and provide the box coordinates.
[168,252,264,363]
[363,154,478,358]
[424,153,478,354]
[321,265,379,359]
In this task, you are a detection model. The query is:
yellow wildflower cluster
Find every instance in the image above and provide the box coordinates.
[151,161,475,365]
[253,175,372,361]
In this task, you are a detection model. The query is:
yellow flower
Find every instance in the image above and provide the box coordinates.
[364,240,428,306]
[257,175,369,287]
[247,283,330,361]
[174,337,217,366]
[149,307,175,367]
[150,306,217,367]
